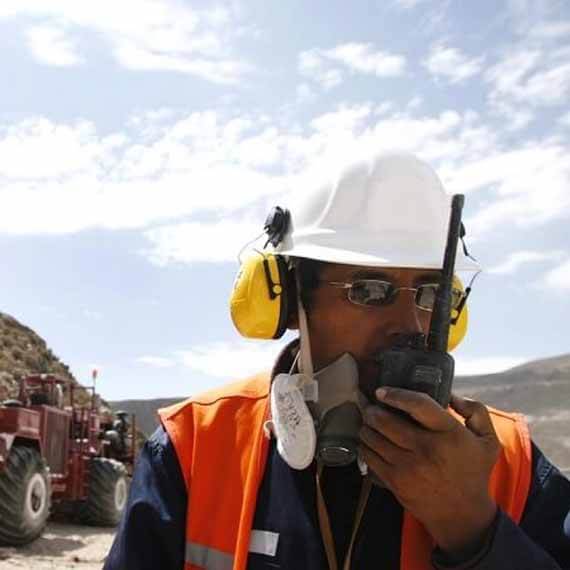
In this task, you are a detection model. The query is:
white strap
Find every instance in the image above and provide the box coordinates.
[295,268,314,378]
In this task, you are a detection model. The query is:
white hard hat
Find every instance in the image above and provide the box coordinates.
[276,152,478,271]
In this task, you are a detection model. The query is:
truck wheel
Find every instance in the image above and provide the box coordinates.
[79,458,128,526]
[0,446,51,545]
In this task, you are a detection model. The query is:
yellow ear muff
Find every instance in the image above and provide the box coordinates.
[229,252,289,340]
[447,276,468,352]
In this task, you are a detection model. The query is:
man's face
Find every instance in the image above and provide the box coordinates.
[305,263,441,394]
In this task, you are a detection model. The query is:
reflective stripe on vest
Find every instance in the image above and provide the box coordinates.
[186,542,234,570]
[160,374,532,570]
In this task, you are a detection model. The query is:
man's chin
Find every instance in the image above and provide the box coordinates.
[357,358,382,401]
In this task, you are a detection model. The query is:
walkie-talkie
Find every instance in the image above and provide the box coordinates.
[371,194,465,408]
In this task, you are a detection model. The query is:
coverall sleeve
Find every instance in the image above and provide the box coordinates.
[432,443,570,570]
[103,425,187,570]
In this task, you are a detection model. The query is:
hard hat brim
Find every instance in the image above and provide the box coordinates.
[277,240,479,271]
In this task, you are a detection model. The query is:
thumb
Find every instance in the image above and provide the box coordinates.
[450,394,496,438]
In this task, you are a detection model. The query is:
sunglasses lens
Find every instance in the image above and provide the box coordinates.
[416,284,438,310]
[451,287,464,309]
[349,280,392,306]
[416,285,464,310]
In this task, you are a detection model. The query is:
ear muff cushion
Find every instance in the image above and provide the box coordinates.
[273,255,289,338]
[229,253,289,339]
[448,276,468,352]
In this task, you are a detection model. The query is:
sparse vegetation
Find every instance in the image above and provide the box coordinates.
[0,312,84,402]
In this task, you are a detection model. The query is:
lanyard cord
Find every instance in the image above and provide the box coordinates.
[316,462,372,570]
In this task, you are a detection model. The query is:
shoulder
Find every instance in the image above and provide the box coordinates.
[159,372,271,422]
[158,373,271,486]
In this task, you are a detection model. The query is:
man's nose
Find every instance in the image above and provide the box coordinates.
[391,288,424,335]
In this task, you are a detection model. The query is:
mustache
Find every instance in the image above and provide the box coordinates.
[365,333,427,364]
[388,333,427,350]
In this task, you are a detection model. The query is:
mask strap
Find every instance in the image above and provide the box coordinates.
[295,267,314,378]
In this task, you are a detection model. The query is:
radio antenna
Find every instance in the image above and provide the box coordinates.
[427,194,465,353]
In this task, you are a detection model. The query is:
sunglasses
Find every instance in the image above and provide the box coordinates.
[326,279,465,312]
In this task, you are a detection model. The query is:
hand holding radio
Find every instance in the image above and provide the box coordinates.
[359,388,500,557]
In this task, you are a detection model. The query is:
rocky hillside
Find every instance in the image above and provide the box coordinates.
[454,354,570,472]
[0,312,77,399]
[0,312,110,413]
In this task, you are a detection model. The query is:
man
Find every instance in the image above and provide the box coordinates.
[105,152,570,569]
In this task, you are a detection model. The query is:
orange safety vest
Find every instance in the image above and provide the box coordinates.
[159,373,532,570]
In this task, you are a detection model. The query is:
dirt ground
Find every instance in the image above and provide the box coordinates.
[0,522,115,570]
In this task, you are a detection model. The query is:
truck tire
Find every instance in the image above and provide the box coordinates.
[79,458,128,526]
[0,446,51,545]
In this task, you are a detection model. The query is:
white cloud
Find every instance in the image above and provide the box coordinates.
[559,112,570,128]
[455,356,528,376]
[406,97,423,110]
[113,42,250,84]
[444,139,570,236]
[423,44,485,84]
[394,0,428,8]
[486,50,541,98]
[298,50,343,89]
[543,259,570,291]
[505,0,561,36]
[486,49,570,108]
[0,113,287,234]
[1,0,251,83]
[25,25,83,66]
[135,340,289,380]
[299,43,405,89]
[2,104,569,254]
[177,341,286,379]
[530,21,570,39]
[310,104,372,133]
[326,43,406,77]
[143,220,261,265]
[491,103,535,132]
[0,117,124,179]
[488,250,565,275]
[137,356,176,368]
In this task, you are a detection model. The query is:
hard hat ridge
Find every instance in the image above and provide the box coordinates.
[276,151,478,271]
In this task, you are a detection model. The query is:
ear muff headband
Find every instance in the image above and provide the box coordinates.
[447,275,468,352]
[231,198,471,347]
[230,252,289,340]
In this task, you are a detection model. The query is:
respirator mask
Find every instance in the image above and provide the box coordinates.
[269,269,367,470]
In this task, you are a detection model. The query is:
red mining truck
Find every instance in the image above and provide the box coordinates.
[0,374,137,545]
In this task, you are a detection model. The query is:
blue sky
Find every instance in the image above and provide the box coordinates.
[1,0,569,400]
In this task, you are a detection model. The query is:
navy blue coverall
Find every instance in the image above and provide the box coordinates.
[104,423,570,570]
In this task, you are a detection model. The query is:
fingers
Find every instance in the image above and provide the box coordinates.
[363,405,418,450]
[360,424,411,464]
[376,388,455,432]
[359,440,393,484]
[450,394,496,438]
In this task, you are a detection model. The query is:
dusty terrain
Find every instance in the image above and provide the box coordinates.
[0,523,114,570]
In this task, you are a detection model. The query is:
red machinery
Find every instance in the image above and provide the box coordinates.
[0,374,137,545]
